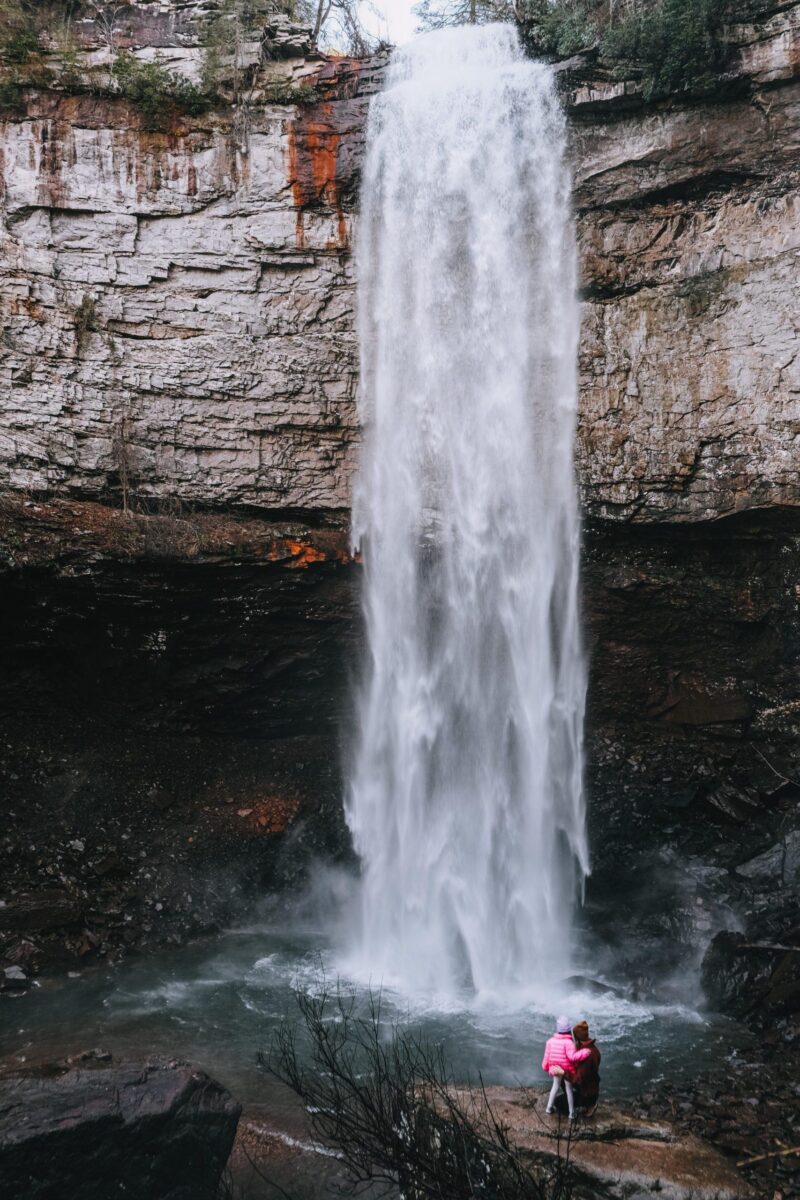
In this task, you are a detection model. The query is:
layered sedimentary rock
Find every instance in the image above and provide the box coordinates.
[1,3,798,521]
[0,48,381,514]
[574,89,800,521]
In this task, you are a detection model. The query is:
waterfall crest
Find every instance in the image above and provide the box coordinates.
[346,24,588,1001]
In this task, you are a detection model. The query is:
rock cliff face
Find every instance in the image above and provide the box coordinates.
[574,77,800,521]
[1,2,798,520]
[0,2,798,984]
[0,49,380,514]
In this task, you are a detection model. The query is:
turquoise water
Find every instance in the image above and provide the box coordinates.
[1,915,749,1111]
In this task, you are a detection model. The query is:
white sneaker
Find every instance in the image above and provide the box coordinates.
[545,1107,554,1115]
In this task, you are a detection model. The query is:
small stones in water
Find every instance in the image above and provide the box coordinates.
[2,965,28,991]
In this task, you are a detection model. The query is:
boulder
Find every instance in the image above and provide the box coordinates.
[560,974,619,997]
[735,829,800,886]
[0,890,83,934]
[702,930,800,1020]
[0,1059,241,1200]
[0,965,28,992]
[449,1091,750,1200]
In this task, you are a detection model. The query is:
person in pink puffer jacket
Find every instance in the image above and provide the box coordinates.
[542,1015,591,1119]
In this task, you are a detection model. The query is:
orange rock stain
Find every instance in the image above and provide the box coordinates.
[287,101,349,251]
[267,538,329,568]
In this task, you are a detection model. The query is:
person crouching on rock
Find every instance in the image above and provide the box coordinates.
[571,1020,601,1117]
[542,1015,591,1120]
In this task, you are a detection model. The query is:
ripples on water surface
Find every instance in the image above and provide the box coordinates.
[2,914,748,1111]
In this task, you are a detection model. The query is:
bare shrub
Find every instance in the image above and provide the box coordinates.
[260,983,575,1199]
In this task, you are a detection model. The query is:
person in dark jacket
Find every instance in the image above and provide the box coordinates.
[571,1020,601,1116]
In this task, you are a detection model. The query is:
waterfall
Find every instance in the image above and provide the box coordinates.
[346,24,588,1001]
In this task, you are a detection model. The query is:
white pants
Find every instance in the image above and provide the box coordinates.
[546,1074,575,1117]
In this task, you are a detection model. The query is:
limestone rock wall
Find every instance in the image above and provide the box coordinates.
[1,3,799,523]
[573,40,800,520]
[0,52,379,515]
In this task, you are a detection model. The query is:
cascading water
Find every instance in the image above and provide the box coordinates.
[346,24,588,1001]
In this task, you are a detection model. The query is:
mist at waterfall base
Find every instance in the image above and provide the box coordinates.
[2,899,750,1110]
[344,24,587,1004]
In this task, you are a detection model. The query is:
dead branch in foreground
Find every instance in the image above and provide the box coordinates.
[259,982,576,1200]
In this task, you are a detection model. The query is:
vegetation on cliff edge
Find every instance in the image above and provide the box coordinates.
[527,0,734,99]
[415,0,751,100]
[0,0,327,123]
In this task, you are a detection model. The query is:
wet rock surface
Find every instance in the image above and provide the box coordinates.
[504,1098,752,1200]
[576,505,800,1200]
[2,498,798,997]
[0,1054,241,1200]
[230,1095,755,1200]
[0,497,357,975]
[703,932,800,1021]
[581,509,800,997]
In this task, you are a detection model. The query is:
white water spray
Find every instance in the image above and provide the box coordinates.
[346,24,588,1001]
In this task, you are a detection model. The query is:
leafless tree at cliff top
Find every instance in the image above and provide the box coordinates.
[413,0,528,32]
[301,0,383,55]
[87,3,125,55]
[259,984,575,1199]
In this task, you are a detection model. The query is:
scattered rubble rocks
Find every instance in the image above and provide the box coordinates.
[0,724,347,980]
[634,1051,800,1198]
[0,505,357,981]
[1,965,28,993]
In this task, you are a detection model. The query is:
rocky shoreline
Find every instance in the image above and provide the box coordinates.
[0,1050,778,1200]
[634,1050,800,1198]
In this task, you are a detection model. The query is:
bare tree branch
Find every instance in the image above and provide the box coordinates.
[258,981,576,1200]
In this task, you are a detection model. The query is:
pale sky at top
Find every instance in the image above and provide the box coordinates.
[366,0,419,46]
